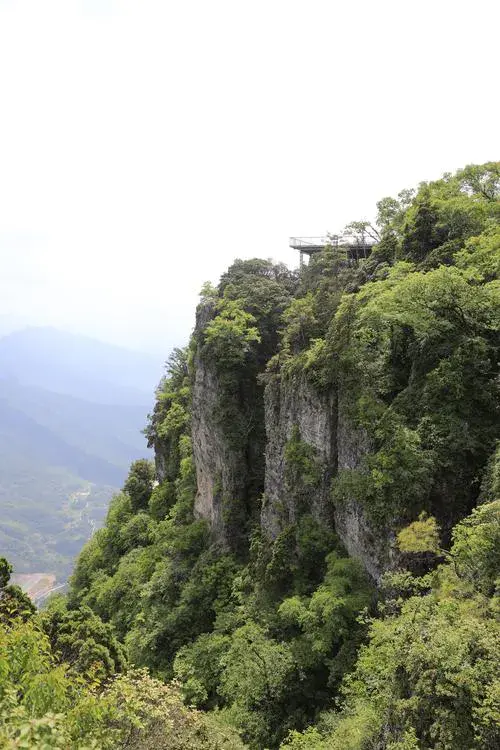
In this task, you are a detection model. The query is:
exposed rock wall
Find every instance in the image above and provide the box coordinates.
[190,307,390,579]
[261,373,337,536]
[261,372,388,581]
[155,441,170,484]
[190,300,266,550]
[334,383,387,580]
[191,349,226,533]
[190,300,231,540]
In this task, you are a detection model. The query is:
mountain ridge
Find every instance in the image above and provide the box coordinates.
[0,326,159,578]
[0,326,162,405]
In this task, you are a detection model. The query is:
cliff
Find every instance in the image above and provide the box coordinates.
[189,266,393,580]
[192,355,390,580]
[188,225,499,580]
[261,372,337,537]
[67,163,500,750]
[191,299,254,544]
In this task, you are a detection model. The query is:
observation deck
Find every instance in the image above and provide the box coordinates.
[290,235,377,266]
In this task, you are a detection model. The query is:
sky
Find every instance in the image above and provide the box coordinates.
[0,0,498,356]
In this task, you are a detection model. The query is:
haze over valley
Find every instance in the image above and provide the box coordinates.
[0,326,161,585]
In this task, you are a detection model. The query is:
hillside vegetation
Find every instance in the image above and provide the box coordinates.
[1,162,499,749]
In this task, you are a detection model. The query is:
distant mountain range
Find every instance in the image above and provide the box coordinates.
[0,327,164,581]
[0,326,162,405]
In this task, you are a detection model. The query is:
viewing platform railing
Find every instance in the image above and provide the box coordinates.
[289,235,377,251]
[289,236,336,250]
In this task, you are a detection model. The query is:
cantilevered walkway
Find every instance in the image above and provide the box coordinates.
[289,235,377,266]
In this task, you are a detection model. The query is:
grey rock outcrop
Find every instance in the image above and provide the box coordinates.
[190,299,265,549]
[333,383,388,580]
[189,304,390,579]
[261,373,336,536]
[261,372,388,581]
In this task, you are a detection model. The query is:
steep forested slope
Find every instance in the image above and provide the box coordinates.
[2,162,498,749]
[0,558,245,749]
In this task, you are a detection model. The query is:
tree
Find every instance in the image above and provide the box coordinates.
[0,557,12,588]
[123,459,156,513]
[219,621,297,747]
[343,220,380,245]
[0,556,35,622]
[376,189,415,236]
[203,299,261,368]
[0,614,245,750]
[450,500,500,596]
[281,294,320,354]
[397,512,441,554]
[456,161,500,201]
[285,503,500,750]
[42,600,126,679]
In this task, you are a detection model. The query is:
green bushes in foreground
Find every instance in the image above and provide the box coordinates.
[0,558,245,749]
[283,501,500,750]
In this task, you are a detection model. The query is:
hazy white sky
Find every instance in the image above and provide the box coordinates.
[0,0,498,355]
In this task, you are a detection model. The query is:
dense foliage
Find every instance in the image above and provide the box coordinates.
[283,501,500,750]
[0,557,245,749]
[5,162,497,748]
[279,164,500,538]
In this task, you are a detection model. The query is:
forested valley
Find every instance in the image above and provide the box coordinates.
[0,328,159,583]
[1,162,499,749]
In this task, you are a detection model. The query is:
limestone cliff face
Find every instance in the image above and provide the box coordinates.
[191,300,229,538]
[190,299,265,549]
[261,373,388,581]
[191,348,225,532]
[261,373,336,536]
[155,442,170,485]
[189,306,390,578]
[191,346,250,542]
[334,382,389,581]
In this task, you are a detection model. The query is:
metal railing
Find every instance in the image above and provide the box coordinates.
[289,234,377,250]
[289,236,333,248]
